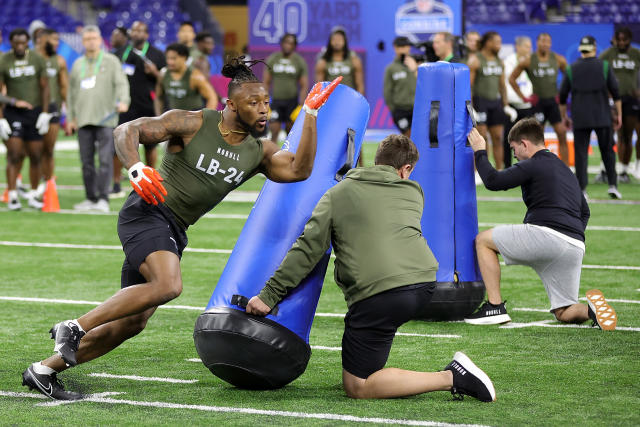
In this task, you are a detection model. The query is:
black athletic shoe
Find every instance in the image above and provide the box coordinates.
[444,352,496,402]
[464,301,511,325]
[22,365,83,400]
[50,320,85,367]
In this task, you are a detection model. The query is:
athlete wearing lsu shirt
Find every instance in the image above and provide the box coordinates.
[509,33,570,165]
[600,27,640,180]
[22,58,342,400]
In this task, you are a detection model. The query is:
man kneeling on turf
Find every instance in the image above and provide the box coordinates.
[465,118,617,330]
[246,135,496,402]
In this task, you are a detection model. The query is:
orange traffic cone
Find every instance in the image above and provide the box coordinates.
[1,188,7,203]
[42,177,60,212]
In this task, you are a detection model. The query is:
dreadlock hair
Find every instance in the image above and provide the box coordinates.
[222,56,265,98]
[480,31,499,49]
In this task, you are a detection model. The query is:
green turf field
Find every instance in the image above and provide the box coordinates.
[0,136,639,426]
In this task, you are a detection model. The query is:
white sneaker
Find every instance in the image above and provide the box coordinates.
[93,199,110,213]
[26,191,43,210]
[73,199,96,211]
[607,186,622,200]
[634,161,640,180]
[8,190,21,211]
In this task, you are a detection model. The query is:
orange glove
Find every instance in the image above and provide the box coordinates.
[128,161,167,205]
[303,76,342,116]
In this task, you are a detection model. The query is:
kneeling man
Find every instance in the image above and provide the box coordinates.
[247,135,496,402]
[466,118,617,330]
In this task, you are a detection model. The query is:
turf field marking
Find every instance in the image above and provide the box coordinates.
[395,333,461,338]
[0,391,491,426]
[512,307,550,313]
[579,297,640,304]
[500,321,640,332]
[2,241,639,271]
[88,373,199,383]
[35,392,124,407]
[478,223,640,232]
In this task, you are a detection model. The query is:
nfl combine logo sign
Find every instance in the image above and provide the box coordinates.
[395,0,454,43]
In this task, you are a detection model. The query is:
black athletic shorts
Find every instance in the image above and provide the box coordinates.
[472,96,504,126]
[117,192,188,288]
[533,97,562,125]
[342,282,435,379]
[3,105,42,141]
[270,98,298,123]
[48,103,60,124]
[621,95,640,118]
[391,108,413,132]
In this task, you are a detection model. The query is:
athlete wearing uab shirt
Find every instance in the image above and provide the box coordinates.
[0,28,50,211]
[22,58,342,401]
[264,33,308,143]
[600,27,640,180]
[316,27,364,95]
[155,43,217,114]
[468,31,509,170]
[509,33,570,165]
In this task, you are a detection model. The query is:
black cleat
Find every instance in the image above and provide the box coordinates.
[445,352,496,402]
[464,301,511,325]
[50,320,85,367]
[22,365,83,400]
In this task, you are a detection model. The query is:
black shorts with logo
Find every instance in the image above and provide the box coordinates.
[342,282,435,379]
[270,98,298,123]
[533,97,562,125]
[621,95,640,118]
[3,105,42,141]
[48,103,60,124]
[117,192,188,288]
[472,96,504,127]
[391,108,413,132]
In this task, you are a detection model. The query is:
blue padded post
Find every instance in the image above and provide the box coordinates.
[410,62,484,320]
[194,83,370,389]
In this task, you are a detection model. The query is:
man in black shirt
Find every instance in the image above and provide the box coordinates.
[559,35,622,199]
[465,119,617,330]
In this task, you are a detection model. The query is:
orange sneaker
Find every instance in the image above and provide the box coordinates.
[586,289,617,331]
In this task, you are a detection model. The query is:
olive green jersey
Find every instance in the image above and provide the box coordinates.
[160,109,264,229]
[526,52,560,98]
[325,52,358,89]
[473,52,502,100]
[45,54,62,107]
[161,67,203,110]
[266,51,308,100]
[383,59,416,111]
[0,49,46,107]
[600,47,640,97]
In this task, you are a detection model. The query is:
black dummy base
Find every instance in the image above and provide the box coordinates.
[193,307,311,389]
[420,281,486,321]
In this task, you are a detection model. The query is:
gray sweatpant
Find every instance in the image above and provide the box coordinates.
[78,125,114,202]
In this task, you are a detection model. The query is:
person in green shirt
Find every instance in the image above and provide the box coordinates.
[383,36,417,137]
[155,43,218,115]
[0,28,50,210]
[193,31,215,77]
[509,33,570,166]
[246,135,496,403]
[22,58,342,401]
[600,27,640,181]
[264,33,309,143]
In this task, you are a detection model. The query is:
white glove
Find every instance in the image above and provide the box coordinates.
[0,118,11,140]
[504,105,517,122]
[36,112,52,135]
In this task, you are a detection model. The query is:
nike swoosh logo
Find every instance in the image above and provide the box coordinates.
[30,371,53,396]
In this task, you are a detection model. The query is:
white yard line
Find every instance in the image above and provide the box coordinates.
[579,297,640,304]
[512,307,550,313]
[88,373,198,384]
[0,391,490,427]
[311,345,342,351]
[395,333,461,338]
[1,240,638,271]
[500,321,640,332]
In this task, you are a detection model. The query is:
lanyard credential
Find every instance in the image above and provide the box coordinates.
[80,50,104,79]
[132,42,149,58]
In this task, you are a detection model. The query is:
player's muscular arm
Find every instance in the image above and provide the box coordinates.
[509,57,529,99]
[557,54,568,72]
[315,59,327,83]
[114,109,202,168]
[468,54,479,88]
[260,114,317,182]
[191,70,218,109]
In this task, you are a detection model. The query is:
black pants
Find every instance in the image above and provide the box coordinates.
[573,126,617,189]
[503,106,534,167]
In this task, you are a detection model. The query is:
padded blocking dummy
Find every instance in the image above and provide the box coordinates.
[410,62,485,320]
[194,84,370,389]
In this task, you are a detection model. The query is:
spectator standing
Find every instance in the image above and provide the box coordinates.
[559,36,622,199]
[264,33,308,143]
[600,27,640,182]
[66,26,130,212]
[383,36,417,137]
[463,30,480,64]
[433,32,462,63]
[192,32,215,77]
